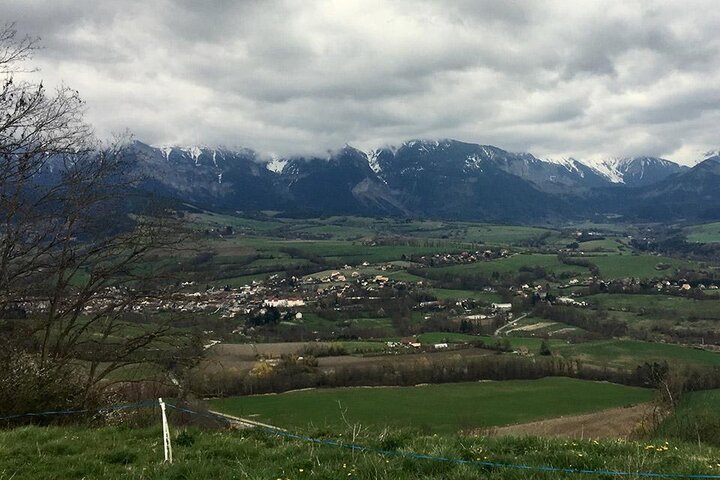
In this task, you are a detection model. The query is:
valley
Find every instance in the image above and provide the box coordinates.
[40,211,716,438]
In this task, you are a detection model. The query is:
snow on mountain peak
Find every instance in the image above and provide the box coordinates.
[266,157,288,173]
[366,150,383,174]
[581,157,627,183]
[464,153,485,171]
[160,146,172,161]
[543,156,581,170]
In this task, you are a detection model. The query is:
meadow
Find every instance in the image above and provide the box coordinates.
[3,422,720,480]
[430,253,587,277]
[209,377,653,434]
[685,221,720,244]
[429,288,503,302]
[653,388,720,446]
[414,332,567,351]
[587,254,690,279]
[586,294,720,320]
[555,340,720,368]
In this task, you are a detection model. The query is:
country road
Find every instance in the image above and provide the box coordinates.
[494,313,528,336]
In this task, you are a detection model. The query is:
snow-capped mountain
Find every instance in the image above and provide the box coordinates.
[125,142,286,210]
[115,139,718,222]
[579,157,689,187]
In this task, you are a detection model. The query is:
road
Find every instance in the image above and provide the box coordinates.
[494,313,528,336]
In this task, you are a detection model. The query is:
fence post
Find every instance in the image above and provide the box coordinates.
[158,397,173,464]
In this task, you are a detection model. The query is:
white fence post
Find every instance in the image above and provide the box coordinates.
[158,397,173,464]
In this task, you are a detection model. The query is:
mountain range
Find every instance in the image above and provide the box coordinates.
[122,139,719,223]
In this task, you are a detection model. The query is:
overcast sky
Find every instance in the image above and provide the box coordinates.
[4,0,720,163]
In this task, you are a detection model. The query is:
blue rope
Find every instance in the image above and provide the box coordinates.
[259,427,720,479]
[164,403,229,423]
[164,404,720,479]
[0,399,156,421]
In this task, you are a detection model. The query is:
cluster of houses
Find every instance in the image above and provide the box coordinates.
[416,249,510,266]
[654,280,718,292]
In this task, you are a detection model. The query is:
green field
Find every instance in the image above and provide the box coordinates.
[586,294,720,320]
[431,254,586,278]
[686,222,720,243]
[2,422,719,479]
[654,389,720,446]
[557,340,720,367]
[577,238,626,252]
[588,254,688,279]
[415,332,567,350]
[429,288,503,302]
[209,378,652,433]
[415,332,486,344]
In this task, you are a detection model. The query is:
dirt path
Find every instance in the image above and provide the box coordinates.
[494,313,528,336]
[483,404,654,440]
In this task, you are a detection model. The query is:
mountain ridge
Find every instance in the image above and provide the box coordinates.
[125,139,714,222]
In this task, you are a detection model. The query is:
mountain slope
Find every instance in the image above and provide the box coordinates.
[368,140,571,221]
[278,146,406,215]
[630,154,720,220]
[107,139,711,223]
[582,157,689,187]
[125,141,287,210]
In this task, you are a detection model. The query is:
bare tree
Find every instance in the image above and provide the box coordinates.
[0,24,200,412]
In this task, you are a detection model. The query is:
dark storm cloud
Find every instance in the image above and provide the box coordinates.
[4,0,720,163]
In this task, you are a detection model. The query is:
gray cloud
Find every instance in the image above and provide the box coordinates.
[4,0,720,163]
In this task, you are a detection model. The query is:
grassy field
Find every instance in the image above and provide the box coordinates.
[654,389,720,446]
[415,332,567,350]
[686,221,720,243]
[209,378,652,434]
[429,288,503,302]
[588,254,689,279]
[577,238,626,252]
[556,340,720,367]
[431,254,587,278]
[586,294,720,320]
[3,422,720,479]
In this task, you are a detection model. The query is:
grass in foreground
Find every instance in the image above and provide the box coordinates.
[209,378,652,434]
[1,422,720,479]
[654,389,720,447]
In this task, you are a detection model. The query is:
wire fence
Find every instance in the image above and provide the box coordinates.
[1,400,720,479]
[0,400,157,422]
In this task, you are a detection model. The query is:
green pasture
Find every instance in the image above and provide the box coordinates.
[586,294,720,320]
[557,340,720,367]
[685,222,720,244]
[210,377,652,434]
[429,288,503,302]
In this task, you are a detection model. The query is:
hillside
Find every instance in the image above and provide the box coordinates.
[2,422,719,479]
